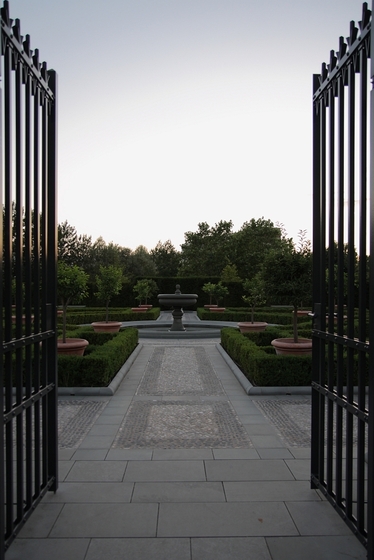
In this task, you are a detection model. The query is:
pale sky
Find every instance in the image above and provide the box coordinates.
[7,0,368,250]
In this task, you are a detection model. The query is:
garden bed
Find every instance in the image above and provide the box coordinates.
[57,327,138,387]
[220,327,312,387]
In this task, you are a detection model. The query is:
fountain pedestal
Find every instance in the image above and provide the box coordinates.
[158,285,198,332]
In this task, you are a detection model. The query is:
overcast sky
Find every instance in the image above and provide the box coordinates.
[7,0,368,250]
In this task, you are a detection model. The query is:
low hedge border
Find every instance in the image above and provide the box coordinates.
[59,308,160,325]
[197,307,312,326]
[58,327,139,387]
[221,327,368,387]
[220,327,312,387]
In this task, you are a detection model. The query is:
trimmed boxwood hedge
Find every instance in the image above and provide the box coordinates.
[197,307,312,326]
[58,307,160,325]
[57,327,138,387]
[221,327,368,387]
[221,327,312,386]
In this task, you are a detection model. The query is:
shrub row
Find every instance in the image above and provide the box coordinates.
[221,327,368,387]
[59,307,160,325]
[220,327,312,386]
[57,327,138,387]
[198,307,312,326]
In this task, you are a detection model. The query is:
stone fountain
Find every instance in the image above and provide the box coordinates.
[157,285,198,331]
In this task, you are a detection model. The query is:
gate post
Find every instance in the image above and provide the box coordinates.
[368,3,374,557]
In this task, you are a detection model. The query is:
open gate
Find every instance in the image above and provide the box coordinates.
[312,2,374,556]
[0,1,58,557]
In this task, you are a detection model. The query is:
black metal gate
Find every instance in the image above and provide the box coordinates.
[0,1,58,557]
[311,2,374,556]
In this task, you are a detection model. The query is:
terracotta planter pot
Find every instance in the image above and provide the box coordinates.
[57,338,89,356]
[12,315,34,324]
[131,307,147,312]
[91,321,122,333]
[238,322,268,333]
[271,338,312,356]
[211,307,225,312]
[294,310,311,317]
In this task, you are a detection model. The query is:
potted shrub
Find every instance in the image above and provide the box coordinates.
[132,279,158,310]
[238,274,268,333]
[261,231,313,355]
[57,262,89,355]
[91,265,125,332]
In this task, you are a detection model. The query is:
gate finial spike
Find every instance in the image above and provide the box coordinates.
[12,18,21,43]
[347,20,358,47]
[337,36,347,61]
[359,2,371,31]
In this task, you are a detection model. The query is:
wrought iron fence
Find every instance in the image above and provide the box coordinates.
[0,1,58,557]
[312,2,373,556]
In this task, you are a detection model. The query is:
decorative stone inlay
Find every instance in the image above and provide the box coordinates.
[113,400,252,449]
[58,400,108,448]
[253,398,362,448]
[253,400,311,447]
[136,346,225,396]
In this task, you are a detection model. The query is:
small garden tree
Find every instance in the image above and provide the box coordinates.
[211,282,229,306]
[242,274,266,323]
[57,262,89,342]
[202,282,216,305]
[95,265,125,322]
[133,278,158,305]
[261,231,312,343]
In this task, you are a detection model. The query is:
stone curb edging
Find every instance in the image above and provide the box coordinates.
[216,343,311,396]
[57,344,143,396]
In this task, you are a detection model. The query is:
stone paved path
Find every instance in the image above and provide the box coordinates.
[6,336,367,560]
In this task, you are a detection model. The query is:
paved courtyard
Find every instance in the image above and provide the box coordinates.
[6,328,367,560]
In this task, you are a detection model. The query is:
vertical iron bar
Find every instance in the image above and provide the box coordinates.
[24,54,33,510]
[327,84,335,495]
[335,72,345,509]
[367,2,374,554]
[345,56,356,524]
[0,9,4,560]
[356,44,368,537]
[3,31,14,544]
[47,70,58,492]
[14,37,24,525]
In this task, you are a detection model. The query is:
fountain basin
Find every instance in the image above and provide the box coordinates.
[157,285,198,331]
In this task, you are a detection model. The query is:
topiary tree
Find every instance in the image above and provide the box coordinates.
[95,265,125,322]
[133,278,158,305]
[57,262,89,343]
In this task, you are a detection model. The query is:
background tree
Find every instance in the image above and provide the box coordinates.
[220,263,241,283]
[127,246,157,278]
[231,217,291,280]
[58,220,93,268]
[150,240,181,276]
[179,220,234,276]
